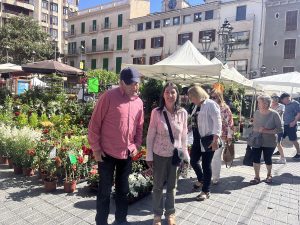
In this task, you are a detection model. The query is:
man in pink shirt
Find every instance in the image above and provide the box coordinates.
[88,67,144,225]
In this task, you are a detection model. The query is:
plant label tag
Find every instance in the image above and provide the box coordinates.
[49,147,56,159]
[83,155,89,163]
[69,154,77,164]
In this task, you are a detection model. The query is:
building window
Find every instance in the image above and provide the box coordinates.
[286,10,298,31]
[91,59,97,69]
[103,58,109,71]
[50,15,58,25]
[80,40,85,53]
[104,17,110,29]
[149,56,162,65]
[134,39,146,50]
[154,20,161,28]
[42,13,48,23]
[92,20,97,31]
[50,3,58,12]
[70,24,75,35]
[227,59,248,75]
[116,57,122,73]
[283,67,294,73]
[81,22,85,34]
[163,18,171,27]
[50,28,58,39]
[173,17,180,25]
[104,37,109,51]
[42,0,48,9]
[194,12,202,22]
[284,39,296,59]
[183,15,191,24]
[178,33,192,45]
[70,60,75,67]
[92,39,97,52]
[118,14,123,27]
[63,7,68,15]
[68,42,77,54]
[151,36,164,48]
[199,30,216,42]
[236,5,247,21]
[231,31,250,49]
[205,10,214,20]
[137,23,143,31]
[117,35,122,50]
[133,57,145,65]
[146,21,152,30]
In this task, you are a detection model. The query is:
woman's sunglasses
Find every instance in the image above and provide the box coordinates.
[210,96,218,100]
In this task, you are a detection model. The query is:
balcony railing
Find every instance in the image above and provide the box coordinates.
[89,25,100,33]
[67,49,78,55]
[101,23,112,30]
[86,45,115,54]
[67,30,76,37]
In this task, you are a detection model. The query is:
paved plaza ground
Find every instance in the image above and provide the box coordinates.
[0,139,300,225]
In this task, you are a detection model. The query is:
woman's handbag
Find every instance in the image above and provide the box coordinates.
[163,111,183,166]
[223,141,235,168]
[243,145,254,166]
[247,132,263,148]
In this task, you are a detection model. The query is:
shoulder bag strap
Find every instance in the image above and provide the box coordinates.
[163,111,174,144]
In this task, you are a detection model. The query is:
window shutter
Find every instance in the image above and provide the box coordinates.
[134,40,137,49]
[160,37,164,47]
[178,34,181,45]
[151,38,154,48]
[142,39,146,49]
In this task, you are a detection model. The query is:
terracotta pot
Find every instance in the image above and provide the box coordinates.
[13,165,23,175]
[0,156,8,165]
[23,168,34,176]
[64,180,77,193]
[44,179,57,192]
[8,159,13,168]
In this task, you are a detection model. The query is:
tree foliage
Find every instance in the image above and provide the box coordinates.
[0,15,53,64]
[86,69,119,93]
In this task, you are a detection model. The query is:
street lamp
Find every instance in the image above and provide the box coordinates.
[218,19,235,64]
[271,68,277,75]
[260,65,267,77]
[5,46,10,63]
[32,50,36,63]
[200,35,212,59]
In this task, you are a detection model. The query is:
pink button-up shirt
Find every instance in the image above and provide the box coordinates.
[88,87,144,159]
[146,107,189,161]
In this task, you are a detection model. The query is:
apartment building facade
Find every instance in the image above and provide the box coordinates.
[0,0,78,58]
[262,0,300,75]
[128,0,264,76]
[66,0,150,73]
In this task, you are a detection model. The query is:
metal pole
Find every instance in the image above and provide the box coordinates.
[54,41,57,61]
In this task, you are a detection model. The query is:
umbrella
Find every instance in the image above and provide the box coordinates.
[22,60,84,76]
[0,63,22,73]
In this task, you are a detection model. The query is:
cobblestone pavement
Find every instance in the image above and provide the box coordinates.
[1,139,300,225]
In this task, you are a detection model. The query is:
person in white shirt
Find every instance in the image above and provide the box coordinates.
[188,85,222,201]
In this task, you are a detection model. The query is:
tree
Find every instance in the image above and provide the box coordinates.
[0,15,53,64]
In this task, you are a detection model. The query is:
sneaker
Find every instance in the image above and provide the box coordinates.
[275,158,286,164]
[273,151,280,156]
[212,179,219,185]
[292,154,300,160]
[195,192,210,201]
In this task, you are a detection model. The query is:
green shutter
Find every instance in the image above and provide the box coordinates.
[117,35,122,50]
[81,22,85,33]
[91,59,97,69]
[103,58,109,70]
[92,39,97,51]
[71,24,75,34]
[118,14,123,27]
[93,20,97,30]
[104,37,109,50]
[116,57,122,74]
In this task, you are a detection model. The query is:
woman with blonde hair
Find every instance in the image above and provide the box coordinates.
[210,88,234,184]
[188,85,222,201]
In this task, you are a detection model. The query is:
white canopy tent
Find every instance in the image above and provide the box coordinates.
[123,40,223,85]
[30,77,47,87]
[252,71,300,96]
[0,63,22,73]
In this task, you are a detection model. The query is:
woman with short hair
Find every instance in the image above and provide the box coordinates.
[188,85,222,201]
[250,95,283,184]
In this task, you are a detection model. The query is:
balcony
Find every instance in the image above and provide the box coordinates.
[3,0,34,11]
[89,25,100,33]
[67,49,78,56]
[86,45,115,54]
[67,30,76,38]
[101,23,112,30]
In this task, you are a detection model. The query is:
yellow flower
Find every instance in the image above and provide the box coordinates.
[40,121,54,127]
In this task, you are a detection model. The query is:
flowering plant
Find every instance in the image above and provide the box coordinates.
[127,172,153,198]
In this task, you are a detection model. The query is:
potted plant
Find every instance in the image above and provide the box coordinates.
[43,158,58,192]
[22,148,37,176]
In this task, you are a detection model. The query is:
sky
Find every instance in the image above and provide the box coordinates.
[79,0,203,13]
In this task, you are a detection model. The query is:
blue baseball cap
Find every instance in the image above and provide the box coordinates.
[120,67,140,85]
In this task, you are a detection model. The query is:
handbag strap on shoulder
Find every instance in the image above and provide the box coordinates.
[163,111,174,144]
